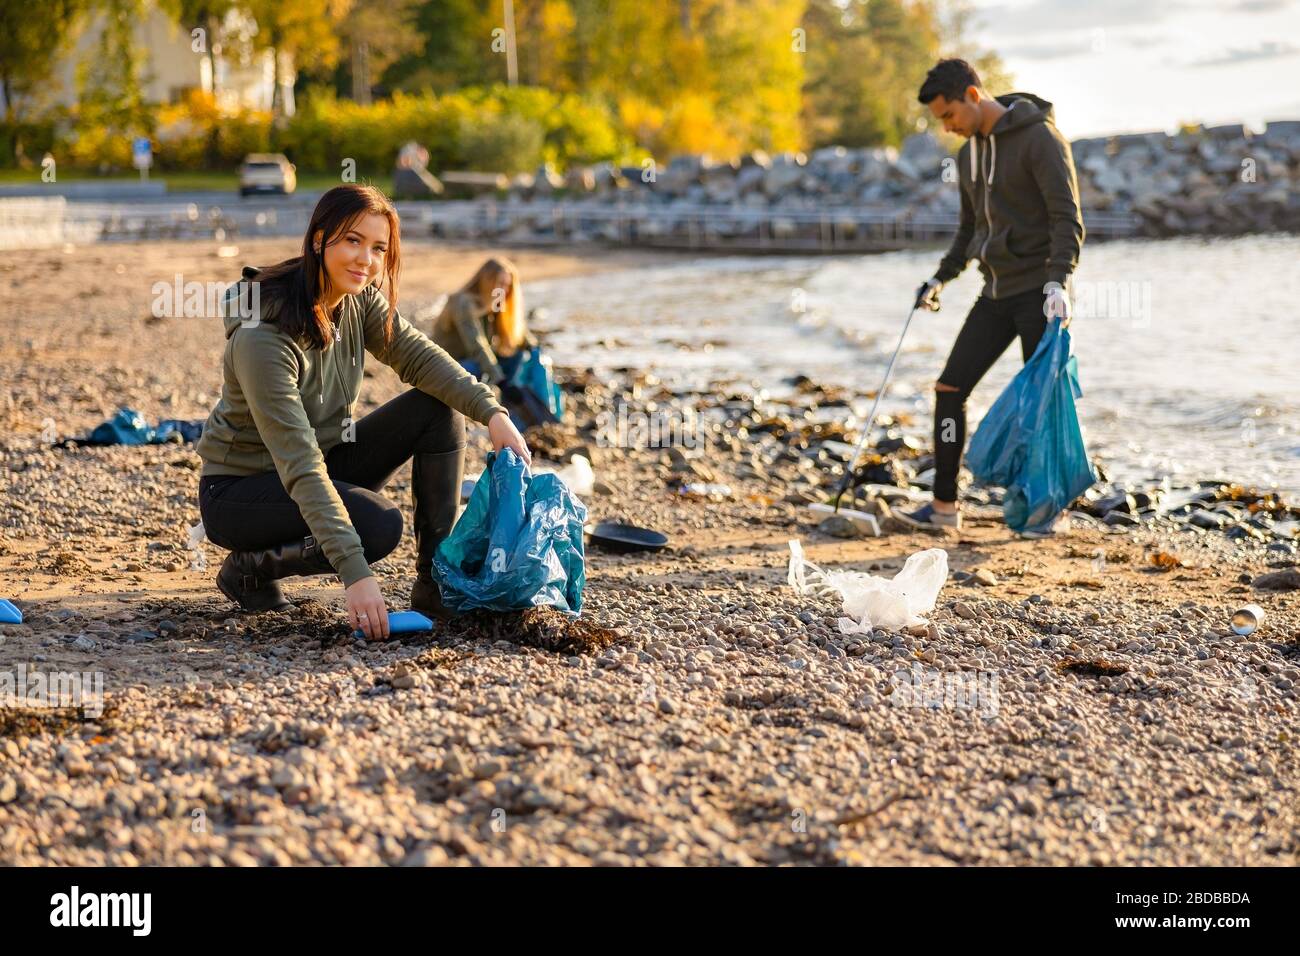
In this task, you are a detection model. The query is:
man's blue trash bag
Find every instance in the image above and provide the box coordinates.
[966,322,1096,534]
[434,448,587,614]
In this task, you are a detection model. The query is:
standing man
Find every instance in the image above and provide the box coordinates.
[896,58,1084,535]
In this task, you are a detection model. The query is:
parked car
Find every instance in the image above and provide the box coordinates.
[238,153,296,196]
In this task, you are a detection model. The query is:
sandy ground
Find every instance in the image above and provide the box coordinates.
[0,237,1297,866]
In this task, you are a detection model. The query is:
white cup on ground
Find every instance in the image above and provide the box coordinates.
[1231,604,1265,636]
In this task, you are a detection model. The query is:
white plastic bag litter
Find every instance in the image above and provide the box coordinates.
[528,455,595,497]
[550,455,594,497]
[186,520,207,572]
[787,540,948,634]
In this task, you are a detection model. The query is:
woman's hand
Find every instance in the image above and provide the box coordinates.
[346,576,390,641]
[488,411,531,466]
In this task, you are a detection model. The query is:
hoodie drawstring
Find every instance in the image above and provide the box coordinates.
[988,134,997,186]
[970,137,978,182]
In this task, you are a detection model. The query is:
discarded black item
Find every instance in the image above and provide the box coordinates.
[1253,568,1300,591]
[854,457,911,488]
[1093,491,1137,516]
[876,433,924,455]
[586,521,668,554]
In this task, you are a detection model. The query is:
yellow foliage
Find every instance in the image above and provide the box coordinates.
[665,92,740,158]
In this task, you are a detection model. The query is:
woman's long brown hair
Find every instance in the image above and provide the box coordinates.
[253,184,402,351]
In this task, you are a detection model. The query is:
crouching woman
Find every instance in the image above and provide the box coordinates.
[194,184,531,640]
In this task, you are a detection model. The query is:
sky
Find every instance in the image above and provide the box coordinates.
[964,0,1300,138]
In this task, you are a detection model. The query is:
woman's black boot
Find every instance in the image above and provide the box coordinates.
[409,448,464,621]
[216,535,334,613]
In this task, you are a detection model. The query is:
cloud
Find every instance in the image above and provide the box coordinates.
[997,31,1171,60]
[973,0,1190,36]
[997,38,1098,60]
[1234,0,1293,12]
[1121,35,1165,50]
[1191,40,1300,67]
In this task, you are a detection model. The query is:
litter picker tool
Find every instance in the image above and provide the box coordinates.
[830,302,920,513]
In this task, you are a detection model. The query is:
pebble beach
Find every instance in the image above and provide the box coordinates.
[1,238,1297,866]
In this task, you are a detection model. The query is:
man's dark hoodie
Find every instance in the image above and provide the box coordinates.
[935,92,1084,300]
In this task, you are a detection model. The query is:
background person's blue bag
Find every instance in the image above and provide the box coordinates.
[513,347,564,421]
[434,448,587,614]
[460,347,564,426]
[966,323,1096,534]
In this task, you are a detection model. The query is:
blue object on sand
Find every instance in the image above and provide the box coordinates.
[83,407,152,445]
[352,609,433,640]
[55,407,205,447]
[966,323,1097,534]
[0,599,22,624]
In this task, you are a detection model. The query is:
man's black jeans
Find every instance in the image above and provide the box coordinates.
[933,288,1048,503]
[198,388,465,564]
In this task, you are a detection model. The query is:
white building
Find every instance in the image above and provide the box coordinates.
[49,2,295,115]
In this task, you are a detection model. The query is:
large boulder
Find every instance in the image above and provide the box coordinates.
[393,165,444,199]
[1262,120,1300,147]
[392,141,444,198]
[763,153,807,198]
[899,132,946,176]
[810,145,854,175]
[532,163,566,195]
[565,166,596,193]
[735,164,767,195]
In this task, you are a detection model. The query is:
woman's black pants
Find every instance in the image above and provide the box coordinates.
[933,288,1048,503]
[198,389,465,566]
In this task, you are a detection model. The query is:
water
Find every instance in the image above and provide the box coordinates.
[528,234,1300,497]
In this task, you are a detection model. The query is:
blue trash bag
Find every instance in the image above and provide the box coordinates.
[434,448,587,614]
[966,323,1096,534]
[512,347,564,421]
[71,407,204,447]
[88,407,156,445]
[460,349,564,429]
[458,352,523,385]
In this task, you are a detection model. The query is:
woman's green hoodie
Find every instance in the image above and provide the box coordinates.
[196,266,507,587]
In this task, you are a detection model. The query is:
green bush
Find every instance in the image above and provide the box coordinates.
[469,85,628,168]
[65,124,135,173]
[5,84,634,177]
[154,92,272,170]
[457,112,545,173]
[278,86,629,176]
[0,118,59,168]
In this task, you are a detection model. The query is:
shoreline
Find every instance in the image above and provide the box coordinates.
[1,238,1297,866]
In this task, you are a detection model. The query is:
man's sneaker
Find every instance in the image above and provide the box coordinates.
[895,502,962,532]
